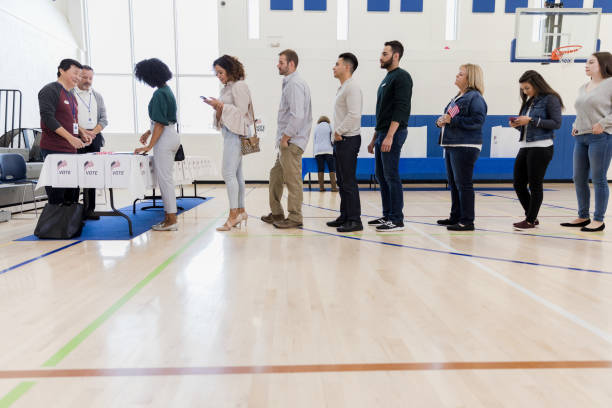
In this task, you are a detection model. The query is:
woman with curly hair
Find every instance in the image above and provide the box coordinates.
[134,58,180,231]
[203,55,253,231]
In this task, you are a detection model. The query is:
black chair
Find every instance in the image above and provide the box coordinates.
[0,153,42,215]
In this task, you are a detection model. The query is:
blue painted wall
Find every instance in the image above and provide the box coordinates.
[367,0,390,12]
[400,0,423,12]
[270,0,293,10]
[361,114,575,180]
[473,0,495,13]
[304,0,326,11]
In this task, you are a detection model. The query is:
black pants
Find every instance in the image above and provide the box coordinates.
[315,154,335,173]
[77,134,103,213]
[334,135,361,223]
[445,146,480,225]
[40,148,79,205]
[513,145,554,223]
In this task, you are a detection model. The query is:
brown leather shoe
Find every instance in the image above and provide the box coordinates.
[261,213,284,224]
[273,219,303,229]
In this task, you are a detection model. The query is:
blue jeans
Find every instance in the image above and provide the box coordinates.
[374,129,407,224]
[444,146,480,225]
[573,132,612,222]
[221,126,245,209]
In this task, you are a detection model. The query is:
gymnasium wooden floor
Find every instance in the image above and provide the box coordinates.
[1,183,611,407]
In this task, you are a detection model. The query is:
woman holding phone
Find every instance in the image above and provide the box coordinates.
[561,52,612,232]
[202,55,253,231]
[509,70,563,230]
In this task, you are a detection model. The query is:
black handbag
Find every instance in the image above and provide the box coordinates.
[174,144,185,161]
[34,203,85,239]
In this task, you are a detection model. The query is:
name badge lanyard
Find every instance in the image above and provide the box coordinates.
[76,91,93,125]
[62,87,78,135]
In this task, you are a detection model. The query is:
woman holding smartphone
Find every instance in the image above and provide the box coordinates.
[561,52,612,232]
[202,55,253,231]
[509,70,563,230]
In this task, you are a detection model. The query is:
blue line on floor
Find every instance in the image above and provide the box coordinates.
[299,226,612,275]
[0,241,83,276]
[477,192,578,212]
[302,203,610,244]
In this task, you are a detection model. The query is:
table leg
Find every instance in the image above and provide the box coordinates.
[93,188,133,236]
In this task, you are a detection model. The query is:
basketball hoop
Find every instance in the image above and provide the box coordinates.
[551,45,583,64]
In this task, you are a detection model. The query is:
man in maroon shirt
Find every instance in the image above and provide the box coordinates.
[38,58,91,204]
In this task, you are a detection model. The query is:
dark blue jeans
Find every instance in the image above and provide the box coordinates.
[444,146,480,225]
[315,154,335,173]
[573,132,612,221]
[374,129,407,224]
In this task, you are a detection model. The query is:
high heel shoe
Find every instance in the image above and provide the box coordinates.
[216,216,242,231]
[239,212,248,227]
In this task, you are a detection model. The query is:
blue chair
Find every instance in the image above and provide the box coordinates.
[0,153,41,215]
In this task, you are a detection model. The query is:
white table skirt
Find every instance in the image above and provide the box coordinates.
[35,153,215,201]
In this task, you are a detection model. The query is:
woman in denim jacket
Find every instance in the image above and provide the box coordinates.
[509,70,563,230]
[436,63,487,231]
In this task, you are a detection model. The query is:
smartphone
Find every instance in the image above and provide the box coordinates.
[509,116,518,122]
[200,96,208,101]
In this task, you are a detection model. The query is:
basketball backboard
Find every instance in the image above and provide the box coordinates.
[511,8,601,63]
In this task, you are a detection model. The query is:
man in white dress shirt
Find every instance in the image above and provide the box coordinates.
[74,65,108,219]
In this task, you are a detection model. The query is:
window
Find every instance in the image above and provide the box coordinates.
[85,0,219,134]
[445,0,458,41]
[248,0,260,40]
[337,0,349,41]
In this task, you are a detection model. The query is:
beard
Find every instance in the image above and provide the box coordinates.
[380,59,392,69]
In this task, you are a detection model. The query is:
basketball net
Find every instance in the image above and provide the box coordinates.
[551,45,583,66]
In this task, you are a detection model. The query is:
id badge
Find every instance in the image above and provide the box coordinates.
[73,123,79,135]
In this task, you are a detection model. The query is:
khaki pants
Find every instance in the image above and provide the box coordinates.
[269,143,303,223]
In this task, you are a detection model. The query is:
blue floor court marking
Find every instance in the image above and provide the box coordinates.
[477,192,579,212]
[300,226,612,275]
[0,241,83,276]
[303,203,610,244]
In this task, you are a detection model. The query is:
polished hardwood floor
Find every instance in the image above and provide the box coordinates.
[0,183,611,407]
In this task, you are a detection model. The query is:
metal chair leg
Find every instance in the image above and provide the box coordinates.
[30,183,38,216]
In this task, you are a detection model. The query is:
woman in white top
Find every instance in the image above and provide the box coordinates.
[203,55,253,231]
[561,52,612,232]
[313,116,338,191]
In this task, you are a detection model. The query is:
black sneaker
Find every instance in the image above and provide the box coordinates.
[447,223,475,231]
[326,217,346,228]
[337,220,364,233]
[376,221,405,232]
[368,217,388,226]
[437,218,458,226]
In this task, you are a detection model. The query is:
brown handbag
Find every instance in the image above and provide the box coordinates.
[241,102,260,155]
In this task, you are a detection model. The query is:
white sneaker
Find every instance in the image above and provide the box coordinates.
[375,221,405,232]
[152,222,178,231]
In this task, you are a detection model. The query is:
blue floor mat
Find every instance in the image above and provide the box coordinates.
[16,197,213,241]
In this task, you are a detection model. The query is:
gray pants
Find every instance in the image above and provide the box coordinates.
[152,124,180,214]
[222,126,245,208]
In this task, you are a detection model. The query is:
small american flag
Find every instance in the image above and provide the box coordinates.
[447,101,460,118]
